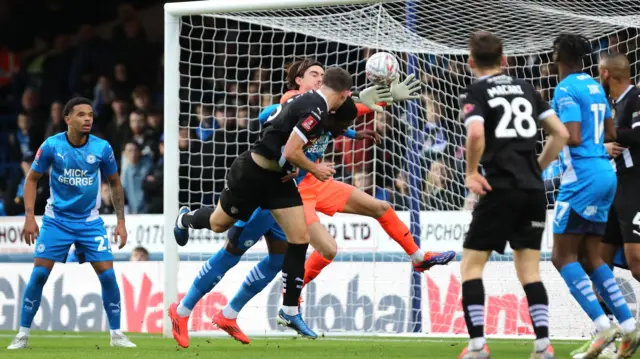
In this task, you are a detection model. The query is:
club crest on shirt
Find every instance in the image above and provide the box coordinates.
[86,154,96,164]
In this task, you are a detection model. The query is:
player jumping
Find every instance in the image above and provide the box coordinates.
[168,67,356,346]
[7,97,136,349]
[570,53,640,359]
[168,59,454,346]
[549,33,640,359]
[457,31,568,359]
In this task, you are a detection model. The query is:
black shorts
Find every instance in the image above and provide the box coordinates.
[464,189,547,254]
[603,173,640,245]
[219,151,302,221]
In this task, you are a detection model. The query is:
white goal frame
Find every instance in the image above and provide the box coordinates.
[162,0,377,339]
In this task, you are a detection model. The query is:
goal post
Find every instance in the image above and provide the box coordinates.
[162,0,377,339]
[163,0,640,340]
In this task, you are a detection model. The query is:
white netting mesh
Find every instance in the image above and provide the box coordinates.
[170,0,640,338]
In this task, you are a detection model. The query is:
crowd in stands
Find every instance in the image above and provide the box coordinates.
[0,0,638,216]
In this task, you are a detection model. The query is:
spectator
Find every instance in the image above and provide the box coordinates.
[112,63,134,98]
[142,134,164,213]
[99,182,116,215]
[121,141,153,214]
[131,86,155,114]
[125,110,155,159]
[1,154,49,216]
[101,96,131,162]
[9,113,39,161]
[423,159,459,211]
[44,101,66,139]
[130,246,149,262]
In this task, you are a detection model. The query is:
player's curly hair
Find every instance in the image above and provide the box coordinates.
[63,97,92,117]
[553,33,592,68]
[286,58,323,90]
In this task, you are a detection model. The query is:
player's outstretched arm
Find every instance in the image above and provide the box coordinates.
[538,113,570,170]
[22,169,43,245]
[351,85,392,113]
[283,130,334,181]
[107,172,128,249]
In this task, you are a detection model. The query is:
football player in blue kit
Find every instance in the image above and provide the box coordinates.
[549,34,640,359]
[7,97,136,350]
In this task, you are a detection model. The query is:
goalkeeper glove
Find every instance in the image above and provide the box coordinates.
[390,74,422,102]
[352,85,393,112]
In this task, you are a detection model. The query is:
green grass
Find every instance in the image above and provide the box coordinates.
[0,331,587,359]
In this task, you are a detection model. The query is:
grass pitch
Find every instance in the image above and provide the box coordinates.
[0,331,585,358]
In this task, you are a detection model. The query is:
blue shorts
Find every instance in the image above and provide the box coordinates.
[553,168,616,235]
[228,208,286,251]
[35,216,113,263]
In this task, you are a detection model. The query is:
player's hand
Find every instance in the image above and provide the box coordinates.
[22,216,39,246]
[311,162,336,182]
[605,142,625,158]
[281,168,299,182]
[355,85,393,112]
[113,220,128,249]
[465,172,492,196]
[390,73,422,102]
[354,129,382,144]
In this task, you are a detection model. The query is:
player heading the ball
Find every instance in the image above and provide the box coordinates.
[7,97,136,350]
[171,67,357,341]
[458,31,568,359]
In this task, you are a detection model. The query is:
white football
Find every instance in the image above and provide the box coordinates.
[366,52,399,86]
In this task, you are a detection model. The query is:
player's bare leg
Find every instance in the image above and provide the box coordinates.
[270,206,316,339]
[458,249,491,359]
[342,189,455,271]
[513,249,554,359]
[8,258,55,349]
[553,234,621,359]
[91,261,136,348]
[303,222,337,285]
[214,236,287,344]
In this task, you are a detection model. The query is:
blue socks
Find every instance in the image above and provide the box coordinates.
[228,254,284,315]
[98,268,121,330]
[179,249,241,314]
[560,262,606,323]
[20,266,50,328]
[590,264,634,325]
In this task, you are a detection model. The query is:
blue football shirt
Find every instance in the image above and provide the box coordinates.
[32,133,118,221]
[552,73,612,185]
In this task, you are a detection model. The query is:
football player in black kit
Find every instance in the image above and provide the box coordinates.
[600,53,640,279]
[457,31,568,359]
[173,67,356,338]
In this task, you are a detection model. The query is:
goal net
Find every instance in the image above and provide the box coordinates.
[163,0,640,339]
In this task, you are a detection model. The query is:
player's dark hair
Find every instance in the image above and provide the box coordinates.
[468,31,503,68]
[322,67,353,92]
[286,58,323,90]
[553,33,592,68]
[63,97,92,117]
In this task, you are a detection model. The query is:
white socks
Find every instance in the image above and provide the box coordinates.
[468,337,486,351]
[534,338,550,352]
[282,305,299,316]
[222,306,238,319]
[18,327,30,336]
[176,302,192,317]
[410,250,425,264]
